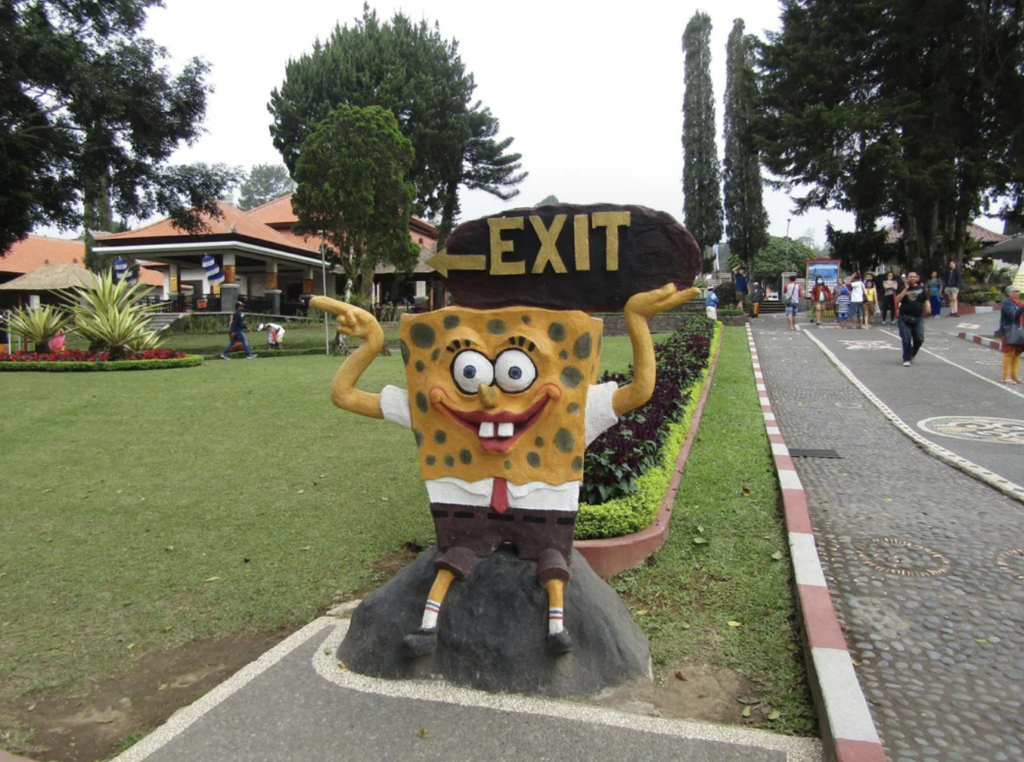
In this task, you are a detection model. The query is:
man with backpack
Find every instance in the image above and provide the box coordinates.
[783,275,802,331]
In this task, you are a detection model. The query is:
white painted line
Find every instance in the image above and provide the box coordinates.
[811,648,882,744]
[788,532,827,588]
[778,469,803,491]
[804,329,1024,504]
[771,442,789,456]
[312,621,823,761]
[877,328,1024,400]
[111,618,338,762]
[766,425,782,435]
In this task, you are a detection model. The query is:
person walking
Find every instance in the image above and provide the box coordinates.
[880,271,898,324]
[810,276,832,327]
[945,260,962,317]
[732,265,749,312]
[848,272,866,329]
[863,273,877,328]
[894,271,930,366]
[927,271,944,318]
[750,281,765,318]
[996,284,1024,384]
[221,301,258,360]
[705,286,720,320]
[783,275,802,330]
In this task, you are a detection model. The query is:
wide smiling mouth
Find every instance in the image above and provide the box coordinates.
[439,394,552,453]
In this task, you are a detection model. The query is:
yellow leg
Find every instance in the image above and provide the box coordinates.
[1012,350,1022,380]
[1003,352,1014,381]
[545,579,565,634]
[428,569,455,605]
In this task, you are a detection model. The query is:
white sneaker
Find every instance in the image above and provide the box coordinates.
[903,361,911,367]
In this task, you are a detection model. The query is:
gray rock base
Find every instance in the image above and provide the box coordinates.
[338,546,652,698]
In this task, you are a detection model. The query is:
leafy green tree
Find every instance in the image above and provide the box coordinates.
[681,12,724,252]
[269,6,525,245]
[237,164,295,210]
[0,0,240,256]
[757,0,1024,270]
[291,105,420,304]
[728,236,813,285]
[723,19,768,274]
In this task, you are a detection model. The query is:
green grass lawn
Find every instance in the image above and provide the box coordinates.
[0,327,811,745]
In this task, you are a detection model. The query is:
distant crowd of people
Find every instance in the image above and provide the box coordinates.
[725,261,1023,377]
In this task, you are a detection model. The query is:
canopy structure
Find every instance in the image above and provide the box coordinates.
[0,262,97,291]
[980,235,1024,264]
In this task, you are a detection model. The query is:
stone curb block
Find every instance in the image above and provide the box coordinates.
[956,331,1001,351]
[575,327,723,578]
[745,325,888,762]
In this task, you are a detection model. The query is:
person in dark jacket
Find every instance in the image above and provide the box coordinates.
[750,281,765,317]
[996,284,1024,384]
[221,301,257,360]
[944,260,962,317]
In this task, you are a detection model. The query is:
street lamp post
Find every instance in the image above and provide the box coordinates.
[319,230,330,357]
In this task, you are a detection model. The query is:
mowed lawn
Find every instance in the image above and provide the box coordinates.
[0,334,654,700]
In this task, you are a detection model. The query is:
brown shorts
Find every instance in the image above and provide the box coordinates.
[430,502,575,584]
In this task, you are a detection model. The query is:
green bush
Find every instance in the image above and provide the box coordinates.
[0,356,203,372]
[960,287,1002,305]
[203,347,329,360]
[714,281,737,306]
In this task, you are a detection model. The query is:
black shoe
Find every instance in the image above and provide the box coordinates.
[546,630,573,654]
[401,627,438,658]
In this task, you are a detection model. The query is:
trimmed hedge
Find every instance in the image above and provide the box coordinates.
[201,347,334,360]
[575,321,721,540]
[0,355,204,372]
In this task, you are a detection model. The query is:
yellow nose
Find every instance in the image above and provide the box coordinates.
[478,383,499,409]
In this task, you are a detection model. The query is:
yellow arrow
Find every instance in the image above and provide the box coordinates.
[425,248,486,277]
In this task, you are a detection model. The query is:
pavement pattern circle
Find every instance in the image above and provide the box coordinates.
[996,549,1024,581]
[854,538,953,578]
[917,416,1024,445]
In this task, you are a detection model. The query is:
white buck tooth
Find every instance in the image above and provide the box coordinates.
[497,422,514,438]
[478,421,495,438]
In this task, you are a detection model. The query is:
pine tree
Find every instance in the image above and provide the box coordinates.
[723,19,768,274]
[681,12,724,253]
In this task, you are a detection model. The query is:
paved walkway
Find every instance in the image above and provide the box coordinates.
[109,616,820,762]
[750,314,1024,762]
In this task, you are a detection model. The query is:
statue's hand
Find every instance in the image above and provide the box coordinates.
[623,284,700,318]
[310,297,380,340]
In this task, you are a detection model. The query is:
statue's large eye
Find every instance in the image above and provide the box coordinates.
[494,349,537,393]
[451,350,494,394]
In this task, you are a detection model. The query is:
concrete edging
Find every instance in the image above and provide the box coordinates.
[956,331,1001,351]
[745,325,887,762]
[575,327,723,578]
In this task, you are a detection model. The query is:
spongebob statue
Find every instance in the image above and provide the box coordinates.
[313,203,700,662]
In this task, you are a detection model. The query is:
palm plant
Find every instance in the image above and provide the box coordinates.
[2,304,72,353]
[64,272,167,361]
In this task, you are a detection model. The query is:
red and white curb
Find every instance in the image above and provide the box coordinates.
[746,326,887,762]
[956,331,1001,351]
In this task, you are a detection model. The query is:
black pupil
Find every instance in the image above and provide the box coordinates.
[509,367,522,380]
[463,365,476,379]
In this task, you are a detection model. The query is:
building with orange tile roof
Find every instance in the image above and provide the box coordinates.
[94,194,441,315]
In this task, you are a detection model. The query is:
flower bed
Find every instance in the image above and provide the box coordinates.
[576,316,718,540]
[0,348,201,372]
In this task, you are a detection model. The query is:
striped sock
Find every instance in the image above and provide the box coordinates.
[548,607,564,634]
[420,599,441,630]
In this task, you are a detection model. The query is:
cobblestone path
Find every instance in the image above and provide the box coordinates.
[751,323,1024,762]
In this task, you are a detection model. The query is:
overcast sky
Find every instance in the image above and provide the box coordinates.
[128,0,992,248]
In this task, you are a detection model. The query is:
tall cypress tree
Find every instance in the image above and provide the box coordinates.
[723,19,768,274]
[681,12,724,254]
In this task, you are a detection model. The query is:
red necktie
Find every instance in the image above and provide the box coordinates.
[490,477,509,514]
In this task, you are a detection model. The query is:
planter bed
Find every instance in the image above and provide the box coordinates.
[0,349,202,372]
[574,319,721,566]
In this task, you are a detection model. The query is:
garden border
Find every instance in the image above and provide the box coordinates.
[0,355,203,372]
[745,325,886,762]
[575,324,722,578]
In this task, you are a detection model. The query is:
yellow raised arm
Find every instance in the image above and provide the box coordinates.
[612,284,700,417]
[310,296,385,419]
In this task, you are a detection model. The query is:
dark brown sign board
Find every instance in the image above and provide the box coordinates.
[429,203,701,312]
